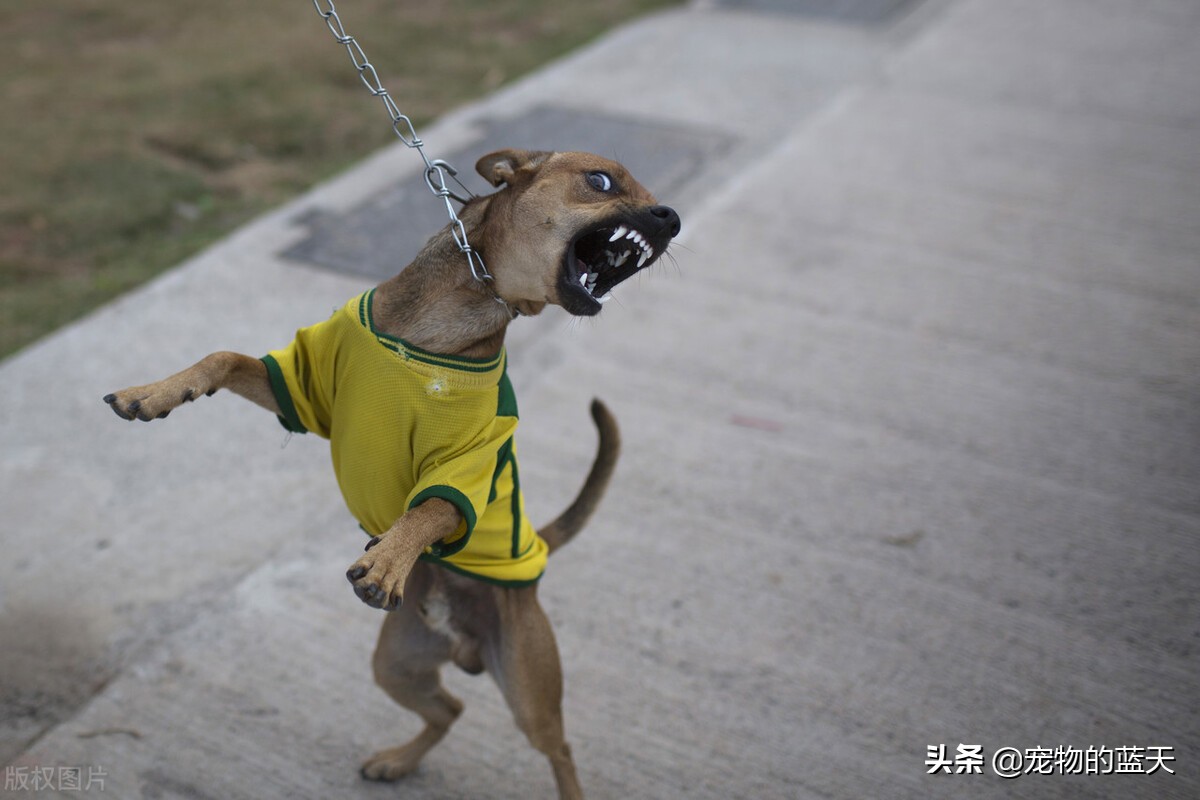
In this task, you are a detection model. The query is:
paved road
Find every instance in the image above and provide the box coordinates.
[2,0,1198,797]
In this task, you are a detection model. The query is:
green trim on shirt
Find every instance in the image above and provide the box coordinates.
[497,371,518,418]
[359,290,507,373]
[508,453,524,558]
[408,485,476,558]
[489,437,514,504]
[261,354,307,434]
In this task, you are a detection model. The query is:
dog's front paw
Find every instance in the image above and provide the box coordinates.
[346,537,406,611]
[104,381,212,422]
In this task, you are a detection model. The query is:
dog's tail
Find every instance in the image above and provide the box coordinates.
[539,399,621,554]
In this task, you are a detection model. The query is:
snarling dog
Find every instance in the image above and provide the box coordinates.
[104,149,680,799]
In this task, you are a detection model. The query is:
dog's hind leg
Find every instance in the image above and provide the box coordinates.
[361,573,462,782]
[485,585,584,800]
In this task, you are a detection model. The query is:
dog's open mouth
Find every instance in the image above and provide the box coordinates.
[560,222,665,315]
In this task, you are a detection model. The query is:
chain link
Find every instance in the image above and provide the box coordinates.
[311,0,490,283]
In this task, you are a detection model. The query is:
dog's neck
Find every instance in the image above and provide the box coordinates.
[370,199,532,360]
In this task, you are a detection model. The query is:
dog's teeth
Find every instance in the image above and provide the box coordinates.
[579,272,589,287]
[625,230,638,242]
[614,251,630,268]
[609,226,628,242]
[597,292,613,304]
[637,251,649,268]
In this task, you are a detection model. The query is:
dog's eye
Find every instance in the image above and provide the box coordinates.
[586,171,614,193]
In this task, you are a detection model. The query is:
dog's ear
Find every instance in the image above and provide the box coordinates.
[476,149,552,188]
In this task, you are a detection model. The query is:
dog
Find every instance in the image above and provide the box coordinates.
[104,149,681,799]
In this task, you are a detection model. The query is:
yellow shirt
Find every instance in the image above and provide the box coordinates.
[261,290,547,585]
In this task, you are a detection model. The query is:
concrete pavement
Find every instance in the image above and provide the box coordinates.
[3,0,1198,797]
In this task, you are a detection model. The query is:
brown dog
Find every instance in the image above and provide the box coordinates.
[104,149,680,799]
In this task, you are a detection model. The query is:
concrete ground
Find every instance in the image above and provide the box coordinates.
[3,0,1198,797]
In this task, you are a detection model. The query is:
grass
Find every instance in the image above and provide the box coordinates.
[0,0,679,359]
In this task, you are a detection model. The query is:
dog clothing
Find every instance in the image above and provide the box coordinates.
[261,289,547,586]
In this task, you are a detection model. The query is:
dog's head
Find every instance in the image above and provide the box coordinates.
[473,149,681,317]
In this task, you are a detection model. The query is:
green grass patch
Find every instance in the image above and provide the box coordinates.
[0,0,679,359]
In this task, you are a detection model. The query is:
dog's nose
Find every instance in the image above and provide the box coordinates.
[650,205,682,238]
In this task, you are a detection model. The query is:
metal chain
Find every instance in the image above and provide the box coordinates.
[311,0,491,283]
